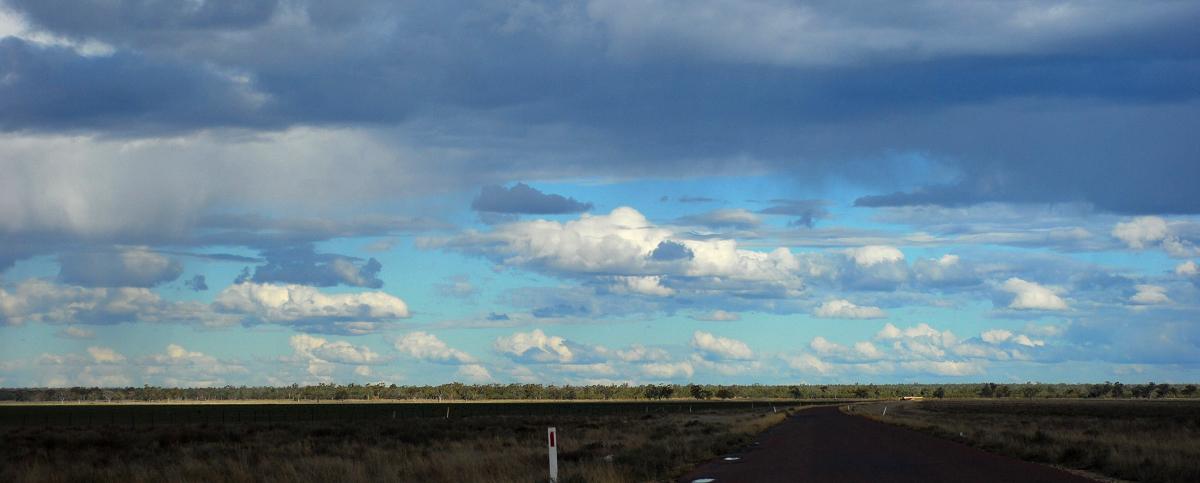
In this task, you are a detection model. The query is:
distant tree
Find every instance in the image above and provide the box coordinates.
[933,387,945,399]
[852,387,870,399]
[644,385,675,400]
[788,386,803,399]
[979,383,997,398]
[995,385,1012,398]
[1154,384,1172,398]
[1021,385,1039,398]
[715,388,734,399]
[688,384,712,400]
[1182,385,1198,397]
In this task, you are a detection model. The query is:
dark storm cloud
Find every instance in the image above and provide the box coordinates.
[0,38,264,132]
[2,0,1198,213]
[7,0,279,35]
[471,183,593,214]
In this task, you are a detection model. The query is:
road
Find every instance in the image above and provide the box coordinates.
[678,405,1095,483]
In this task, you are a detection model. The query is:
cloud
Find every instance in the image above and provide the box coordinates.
[1000,277,1068,310]
[757,199,830,227]
[691,309,740,321]
[676,208,762,230]
[614,344,671,362]
[7,0,280,37]
[430,207,804,302]
[807,336,885,362]
[455,364,493,382]
[784,353,834,375]
[912,254,978,287]
[1112,216,1199,257]
[142,344,248,387]
[648,241,694,261]
[435,275,478,299]
[1130,284,1170,305]
[783,321,1057,379]
[0,1,1195,217]
[898,360,983,376]
[980,329,1013,344]
[608,275,675,297]
[290,334,381,365]
[87,346,125,363]
[845,246,905,267]
[55,326,94,339]
[245,244,384,288]
[472,183,592,214]
[1113,216,1170,249]
[494,329,577,364]
[394,331,475,364]
[814,299,886,319]
[640,361,694,379]
[0,36,268,131]
[214,282,409,334]
[183,274,208,291]
[0,279,188,326]
[1177,260,1199,279]
[57,247,182,287]
[691,331,753,361]
[980,329,1044,348]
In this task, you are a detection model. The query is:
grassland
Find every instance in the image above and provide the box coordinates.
[849,399,1200,483]
[1,401,809,483]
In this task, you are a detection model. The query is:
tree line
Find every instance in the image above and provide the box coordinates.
[0,381,1196,403]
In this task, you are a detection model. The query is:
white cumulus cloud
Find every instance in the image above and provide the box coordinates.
[214,282,409,333]
[691,331,753,360]
[845,245,904,267]
[1130,284,1170,305]
[1175,260,1198,277]
[1000,277,1068,310]
[814,299,886,319]
[394,331,476,364]
[494,329,576,363]
[640,361,694,379]
[87,346,125,363]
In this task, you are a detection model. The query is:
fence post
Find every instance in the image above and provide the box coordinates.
[548,427,559,483]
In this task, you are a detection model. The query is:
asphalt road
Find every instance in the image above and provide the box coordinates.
[678,405,1095,483]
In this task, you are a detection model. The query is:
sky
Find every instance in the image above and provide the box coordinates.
[1,0,1198,388]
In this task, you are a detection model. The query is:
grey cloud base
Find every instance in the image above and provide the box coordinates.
[0,1,1196,213]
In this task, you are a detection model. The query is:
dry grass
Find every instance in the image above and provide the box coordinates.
[848,399,1200,483]
[2,407,794,483]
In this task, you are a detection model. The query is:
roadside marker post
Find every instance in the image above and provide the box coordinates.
[548,427,559,483]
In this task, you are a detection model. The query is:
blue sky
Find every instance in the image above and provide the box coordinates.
[1,1,1198,387]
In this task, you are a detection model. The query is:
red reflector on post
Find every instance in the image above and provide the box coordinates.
[550,431,556,447]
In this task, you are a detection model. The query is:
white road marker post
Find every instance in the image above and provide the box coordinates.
[882,405,888,417]
[548,427,559,483]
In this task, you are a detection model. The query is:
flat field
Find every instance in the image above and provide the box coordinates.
[850,399,1200,483]
[0,400,819,483]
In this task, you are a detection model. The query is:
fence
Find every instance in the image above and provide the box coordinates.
[0,400,845,428]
